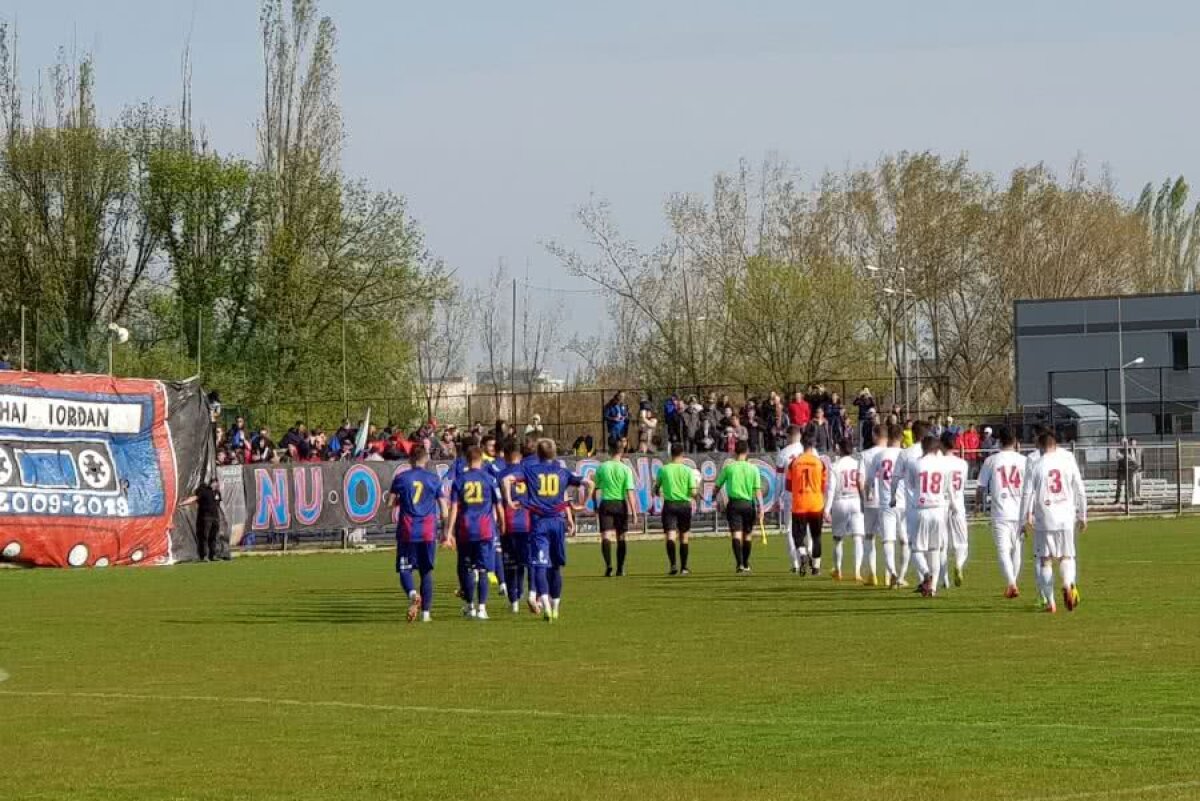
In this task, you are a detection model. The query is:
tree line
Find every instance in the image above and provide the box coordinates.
[549,156,1200,411]
[0,0,443,420]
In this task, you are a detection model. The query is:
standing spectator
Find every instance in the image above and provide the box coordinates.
[787,390,811,429]
[697,400,719,452]
[766,391,787,450]
[228,416,250,450]
[604,391,630,448]
[744,403,763,452]
[494,419,513,443]
[944,416,962,437]
[806,407,834,454]
[664,394,681,445]
[730,414,749,449]
[250,427,274,462]
[682,396,702,452]
[961,424,981,477]
[859,407,879,450]
[524,414,544,436]
[279,421,311,459]
[437,429,458,459]
[1114,438,1143,504]
[637,401,658,453]
[0,351,11,370]
[825,392,850,447]
[852,387,876,422]
[979,426,998,456]
[928,415,943,438]
[571,433,595,457]
[182,478,224,562]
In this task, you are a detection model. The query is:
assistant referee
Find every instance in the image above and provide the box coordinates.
[715,441,764,573]
[654,444,699,575]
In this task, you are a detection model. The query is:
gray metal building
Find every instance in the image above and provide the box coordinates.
[1014,292,1200,441]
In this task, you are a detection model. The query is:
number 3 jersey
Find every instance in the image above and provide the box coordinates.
[977,450,1028,522]
[1019,449,1087,530]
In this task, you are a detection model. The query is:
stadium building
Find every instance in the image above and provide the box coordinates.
[1014,291,1200,442]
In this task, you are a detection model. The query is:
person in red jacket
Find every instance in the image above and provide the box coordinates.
[960,424,981,477]
[787,390,811,429]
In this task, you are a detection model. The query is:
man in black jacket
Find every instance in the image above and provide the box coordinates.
[184,478,226,561]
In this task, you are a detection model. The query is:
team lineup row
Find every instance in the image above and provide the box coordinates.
[383,418,1086,622]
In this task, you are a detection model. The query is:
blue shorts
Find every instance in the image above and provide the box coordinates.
[503,532,530,568]
[529,517,567,568]
[458,539,495,571]
[396,540,437,573]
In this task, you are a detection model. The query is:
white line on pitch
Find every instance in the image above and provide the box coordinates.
[1,689,1198,737]
[1018,780,1200,801]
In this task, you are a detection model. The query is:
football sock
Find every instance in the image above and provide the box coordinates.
[810,531,823,561]
[666,539,677,569]
[1037,559,1054,603]
[854,536,866,577]
[601,540,613,570]
[955,542,968,572]
[463,567,476,605]
[548,567,563,600]
[928,551,943,593]
[741,539,752,569]
[1061,557,1077,589]
[532,566,549,597]
[476,568,489,604]
[883,541,897,577]
[940,546,950,587]
[786,530,800,569]
[1010,539,1023,583]
[899,541,912,580]
[995,535,1016,585]
[911,550,929,581]
[731,538,744,568]
[550,597,561,615]
[833,539,844,573]
[399,570,415,596]
[617,539,628,573]
[680,542,690,571]
[419,571,434,611]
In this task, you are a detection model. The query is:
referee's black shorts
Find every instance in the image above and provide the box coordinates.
[661,501,692,534]
[725,499,756,534]
[597,500,629,535]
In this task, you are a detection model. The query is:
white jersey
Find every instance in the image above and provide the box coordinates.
[866,445,902,509]
[859,446,884,508]
[824,455,865,511]
[944,453,969,511]
[900,452,955,511]
[1020,449,1087,530]
[889,444,923,511]
[978,450,1028,521]
[776,442,805,477]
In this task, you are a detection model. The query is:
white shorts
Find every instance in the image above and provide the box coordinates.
[831,500,865,538]
[909,509,947,552]
[948,510,969,552]
[1034,527,1076,559]
[864,507,881,538]
[991,519,1022,552]
[880,506,903,543]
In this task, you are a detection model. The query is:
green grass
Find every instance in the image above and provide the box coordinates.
[1,519,1199,801]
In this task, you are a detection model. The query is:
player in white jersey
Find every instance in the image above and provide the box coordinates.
[889,420,929,586]
[824,439,866,581]
[867,423,906,587]
[976,427,1028,599]
[1019,431,1086,613]
[858,424,887,586]
[896,434,957,597]
[775,426,806,572]
[940,431,970,588]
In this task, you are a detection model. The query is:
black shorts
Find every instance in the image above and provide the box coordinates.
[598,500,629,535]
[791,513,823,543]
[725,499,757,534]
[661,501,692,534]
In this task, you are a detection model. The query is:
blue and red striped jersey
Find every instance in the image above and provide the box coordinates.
[450,467,500,541]
[390,467,443,543]
[520,460,584,519]
[498,461,531,534]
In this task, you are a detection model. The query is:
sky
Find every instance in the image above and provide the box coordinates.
[4,0,1200,375]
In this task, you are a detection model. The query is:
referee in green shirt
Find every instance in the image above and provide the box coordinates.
[716,441,764,573]
[654,443,700,575]
[593,440,639,576]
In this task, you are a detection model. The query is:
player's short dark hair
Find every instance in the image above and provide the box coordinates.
[503,439,521,458]
[940,431,956,452]
[734,440,750,456]
[788,425,802,438]
[409,446,428,463]
[481,434,496,448]
[609,441,624,456]
[887,424,903,443]
[466,445,483,464]
[801,431,815,449]
[838,439,854,457]
[921,434,939,454]
[911,420,928,440]
[537,438,557,460]
[999,427,1017,447]
[520,440,536,458]
[1038,430,1057,448]
[872,424,885,440]
[670,443,686,458]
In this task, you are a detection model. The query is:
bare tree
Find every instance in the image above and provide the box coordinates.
[413,285,474,421]
[478,261,510,418]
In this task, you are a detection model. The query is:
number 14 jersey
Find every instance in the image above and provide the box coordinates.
[978,450,1028,522]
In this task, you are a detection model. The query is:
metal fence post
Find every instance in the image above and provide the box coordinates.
[1177,438,1184,515]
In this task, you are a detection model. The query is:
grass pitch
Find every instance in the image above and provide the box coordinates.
[1,518,1198,801]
